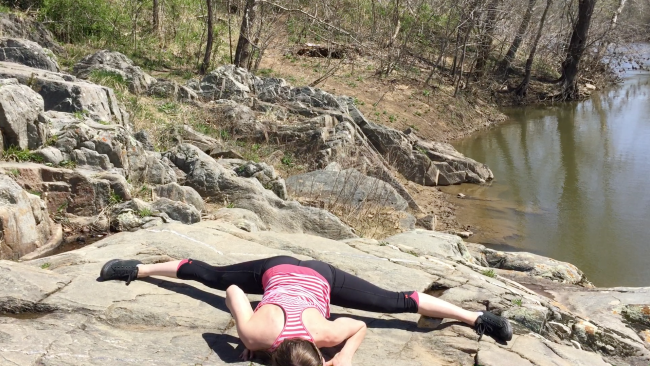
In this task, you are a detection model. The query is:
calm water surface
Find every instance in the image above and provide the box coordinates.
[444,74,650,287]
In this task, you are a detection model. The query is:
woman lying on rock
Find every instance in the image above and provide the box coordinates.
[100,255,512,366]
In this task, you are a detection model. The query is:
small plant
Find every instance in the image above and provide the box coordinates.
[108,191,123,205]
[409,124,419,131]
[353,97,365,106]
[347,81,357,88]
[512,298,523,307]
[2,146,43,163]
[226,202,236,208]
[46,134,58,146]
[158,102,179,114]
[98,120,110,125]
[482,269,496,278]
[73,110,87,120]
[422,90,431,97]
[219,129,230,140]
[40,262,51,269]
[414,111,422,117]
[257,68,274,77]
[416,147,428,156]
[388,115,397,123]
[28,190,42,197]
[7,168,20,177]
[281,154,295,167]
[138,208,153,217]
[59,160,77,169]
[251,143,261,152]
[406,250,419,257]
[379,241,389,246]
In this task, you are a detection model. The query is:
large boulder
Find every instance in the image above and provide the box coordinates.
[191,64,260,100]
[467,243,592,286]
[73,50,156,94]
[154,183,204,212]
[0,13,62,53]
[0,37,59,72]
[406,129,493,184]
[286,168,408,211]
[0,78,47,150]
[0,162,130,218]
[0,173,58,260]
[151,198,201,224]
[148,79,198,102]
[165,143,356,240]
[0,62,128,125]
[3,220,647,366]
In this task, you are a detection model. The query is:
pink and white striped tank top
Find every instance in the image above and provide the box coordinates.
[254,264,331,351]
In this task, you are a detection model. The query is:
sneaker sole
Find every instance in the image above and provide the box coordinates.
[99,259,121,280]
[503,319,513,342]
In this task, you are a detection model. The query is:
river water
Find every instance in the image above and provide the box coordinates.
[443,72,650,287]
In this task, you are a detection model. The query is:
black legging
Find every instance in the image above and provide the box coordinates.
[177,255,419,314]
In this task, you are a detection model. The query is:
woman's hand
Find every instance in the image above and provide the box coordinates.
[239,348,253,361]
[324,352,353,366]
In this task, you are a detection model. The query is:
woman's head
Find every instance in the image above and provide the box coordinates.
[271,338,323,366]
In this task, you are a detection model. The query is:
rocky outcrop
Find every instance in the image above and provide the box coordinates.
[165,143,356,240]
[73,50,156,94]
[148,79,198,102]
[286,167,409,211]
[467,243,592,286]
[154,183,204,212]
[0,13,62,53]
[0,173,58,260]
[2,221,647,366]
[0,162,130,218]
[0,78,46,150]
[0,62,128,124]
[0,38,60,72]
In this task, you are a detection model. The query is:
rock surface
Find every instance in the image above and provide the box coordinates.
[0,173,58,260]
[0,37,60,72]
[286,168,409,211]
[1,221,647,366]
[73,50,156,94]
[0,62,128,124]
[0,78,46,150]
[0,13,62,53]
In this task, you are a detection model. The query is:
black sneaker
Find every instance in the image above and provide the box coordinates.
[474,311,513,342]
[100,259,142,286]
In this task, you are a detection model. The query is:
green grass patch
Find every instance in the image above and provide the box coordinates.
[138,208,153,217]
[2,146,43,163]
[482,269,496,278]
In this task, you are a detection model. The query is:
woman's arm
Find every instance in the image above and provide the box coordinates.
[225,285,266,351]
[318,317,367,366]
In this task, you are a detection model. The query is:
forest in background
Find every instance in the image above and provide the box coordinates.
[2,0,649,102]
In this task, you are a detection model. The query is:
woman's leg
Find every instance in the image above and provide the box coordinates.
[325,264,477,325]
[128,255,299,294]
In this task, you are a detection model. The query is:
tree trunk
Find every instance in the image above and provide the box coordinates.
[234,0,257,69]
[596,0,628,62]
[200,0,214,74]
[474,0,501,77]
[153,0,160,33]
[498,0,537,77]
[515,0,553,97]
[560,0,598,100]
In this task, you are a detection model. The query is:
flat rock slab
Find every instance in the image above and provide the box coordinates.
[1,221,647,365]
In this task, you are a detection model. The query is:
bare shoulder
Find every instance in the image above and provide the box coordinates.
[239,304,284,351]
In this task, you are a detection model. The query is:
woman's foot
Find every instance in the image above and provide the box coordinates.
[474,311,513,342]
[100,259,142,285]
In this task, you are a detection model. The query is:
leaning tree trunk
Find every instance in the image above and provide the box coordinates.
[200,0,214,74]
[153,0,160,33]
[560,0,598,100]
[234,0,257,69]
[596,0,628,63]
[515,0,553,97]
[497,0,537,77]
[474,0,501,77]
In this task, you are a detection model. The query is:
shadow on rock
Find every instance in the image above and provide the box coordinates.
[202,333,255,364]
[140,277,233,312]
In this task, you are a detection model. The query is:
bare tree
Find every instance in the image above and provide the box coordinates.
[200,0,214,74]
[560,0,598,100]
[474,0,502,76]
[514,0,554,96]
[234,0,257,69]
[497,0,538,77]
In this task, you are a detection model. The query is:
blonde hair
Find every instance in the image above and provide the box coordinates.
[271,338,323,366]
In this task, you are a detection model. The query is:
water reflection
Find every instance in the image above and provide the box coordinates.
[444,74,650,287]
